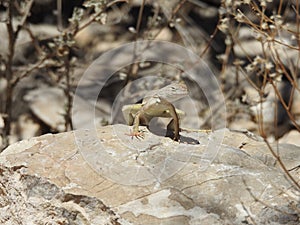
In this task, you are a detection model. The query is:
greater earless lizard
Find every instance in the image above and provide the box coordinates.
[122,82,188,141]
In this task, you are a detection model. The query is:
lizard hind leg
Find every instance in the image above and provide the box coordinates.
[166,119,180,141]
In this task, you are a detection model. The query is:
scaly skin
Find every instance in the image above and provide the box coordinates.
[122,82,188,141]
[129,96,180,140]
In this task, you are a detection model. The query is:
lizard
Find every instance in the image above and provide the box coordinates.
[122,82,188,141]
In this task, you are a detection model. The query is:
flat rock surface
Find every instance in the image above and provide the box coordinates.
[0,125,299,225]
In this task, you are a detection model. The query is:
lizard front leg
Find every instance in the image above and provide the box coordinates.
[127,110,148,139]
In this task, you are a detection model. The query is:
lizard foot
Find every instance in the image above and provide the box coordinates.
[166,129,180,142]
[126,130,145,140]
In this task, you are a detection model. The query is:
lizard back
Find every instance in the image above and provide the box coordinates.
[143,81,188,103]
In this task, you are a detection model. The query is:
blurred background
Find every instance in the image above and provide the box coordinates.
[0,0,299,150]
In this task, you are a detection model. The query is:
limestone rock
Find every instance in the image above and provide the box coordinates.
[0,165,126,225]
[0,125,299,225]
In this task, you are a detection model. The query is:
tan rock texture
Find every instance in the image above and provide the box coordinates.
[0,125,299,225]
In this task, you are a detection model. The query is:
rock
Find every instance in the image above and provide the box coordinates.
[16,114,42,140]
[0,125,299,225]
[279,130,300,147]
[0,165,125,225]
[291,81,300,125]
[24,87,66,132]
